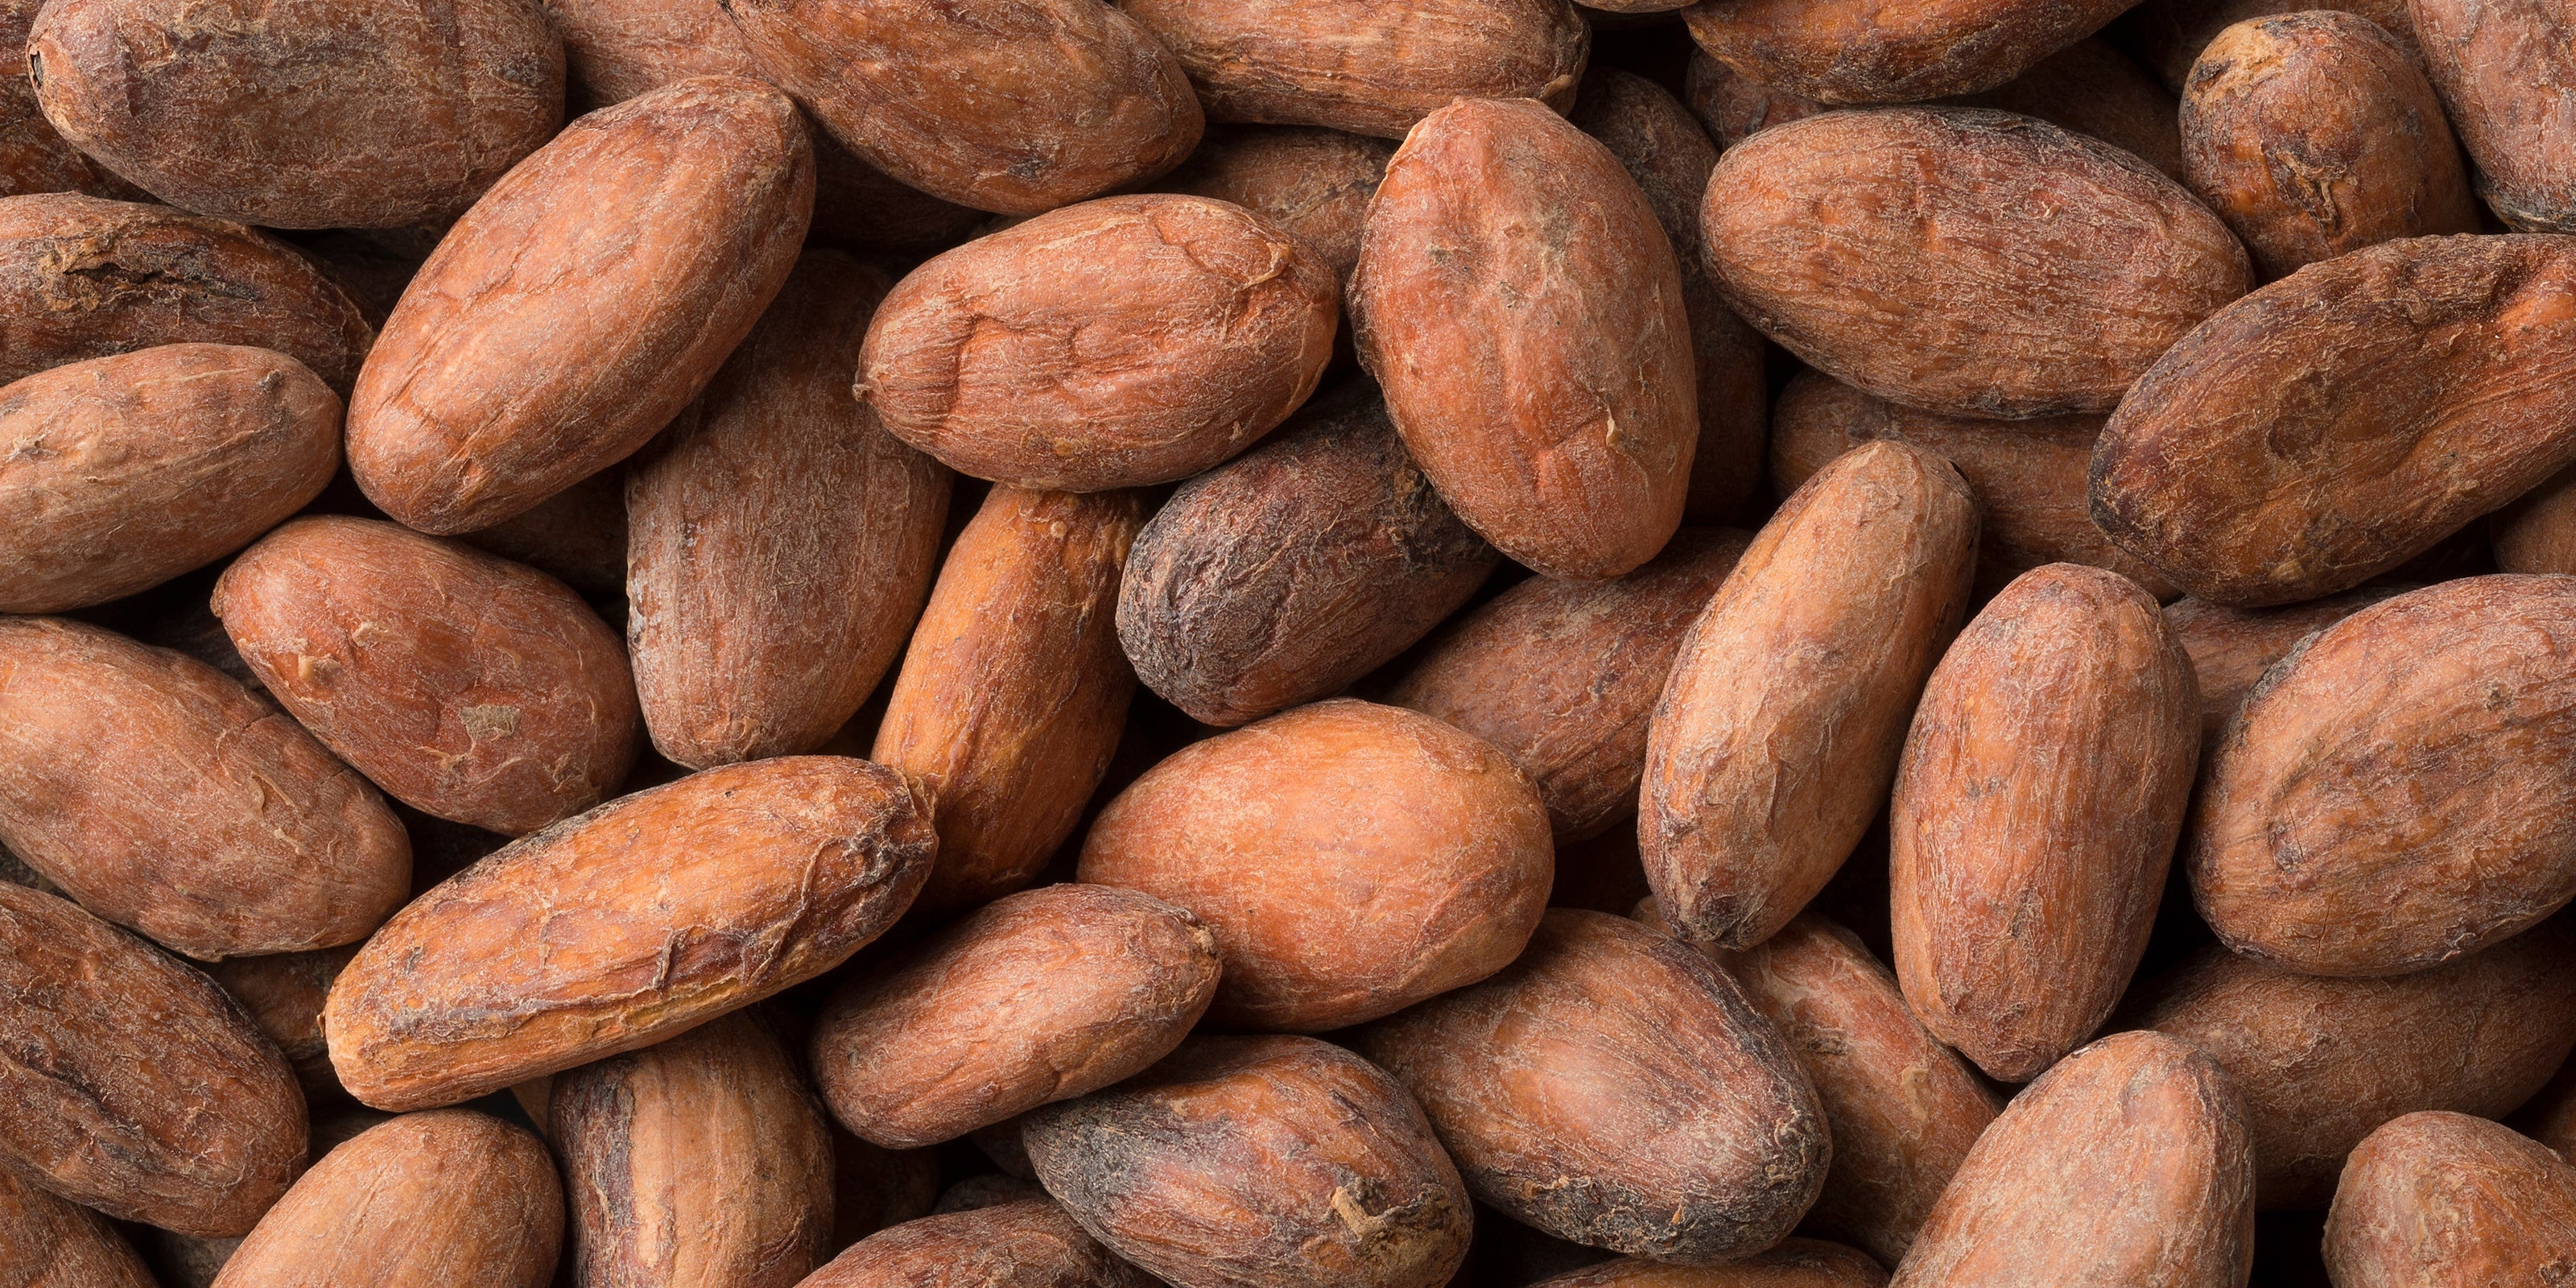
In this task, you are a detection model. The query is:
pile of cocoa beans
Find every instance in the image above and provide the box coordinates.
[5,0,2575,1283]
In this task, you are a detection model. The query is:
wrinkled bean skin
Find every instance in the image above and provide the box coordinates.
[811,885,1220,1147]
[1023,1035,1472,1288]
[0,0,138,201]
[1352,97,1695,581]
[347,76,813,535]
[1526,1244,1889,1288]
[2130,924,2576,1210]
[2180,13,2480,279]
[721,0,1201,215]
[2188,576,2576,976]
[2322,1112,2576,1286]
[1889,1032,2255,1286]
[2411,0,2576,233]
[1118,0,1587,139]
[797,1200,1155,1288]
[0,1158,159,1288]
[0,344,341,614]
[2115,0,2416,92]
[324,757,938,1111]
[1352,910,1830,1265]
[2092,236,2576,606]
[1160,126,1392,287]
[2161,588,2405,740]
[27,0,565,229]
[0,883,307,1239]
[1681,0,2136,104]
[1704,109,2249,420]
[0,616,411,961]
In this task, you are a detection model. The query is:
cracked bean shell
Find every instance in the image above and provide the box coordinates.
[2129,922,2576,1211]
[322,756,937,1111]
[0,882,305,1239]
[0,616,410,960]
[1116,382,1499,728]
[0,343,341,614]
[551,1011,833,1288]
[1679,0,2132,104]
[1889,1031,2254,1286]
[1352,97,1695,581]
[858,193,1338,492]
[1023,1035,1472,1288]
[26,0,564,229]
[870,485,1142,916]
[721,0,1199,216]
[2322,1112,2576,1285]
[626,250,951,770]
[346,75,812,534]
[2091,234,2576,606]
[800,1199,1154,1288]
[213,514,640,837]
[1117,0,1586,139]
[208,1110,561,1288]
[810,884,1221,1148]
[1703,108,2250,420]
[2187,576,2576,976]
[1349,909,1830,1265]
[2412,0,2576,233]
[1889,564,2201,1083]
[1767,369,2175,600]
[2179,12,2479,280]
[1387,527,1750,845]
[1076,698,1551,1032]
[0,194,372,391]
[1641,440,1979,952]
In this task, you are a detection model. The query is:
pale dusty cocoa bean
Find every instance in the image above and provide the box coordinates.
[1116,382,1499,727]
[1078,699,1552,1031]
[1705,109,2248,420]
[1890,564,2198,1082]
[209,1111,561,1288]
[1351,910,1829,1265]
[324,757,937,1111]
[1569,67,1769,525]
[460,467,628,601]
[2494,461,2576,576]
[628,251,949,769]
[2322,1112,2576,1285]
[0,344,341,614]
[0,616,409,960]
[2180,13,2480,279]
[1525,1243,1889,1288]
[799,1199,1153,1288]
[1118,0,1586,138]
[811,884,1220,1147]
[206,945,360,1104]
[861,194,1336,493]
[2112,0,2417,92]
[1889,1031,2253,1286]
[2161,588,2404,740]
[2129,922,2576,1210]
[1352,97,1696,580]
[722,0,1199,216]
[213,514,641,836]
[872,487,1142,915]
[1641,440,1979,951]
[1767,369,2175,599]
[1388,528,1749,844]
[1661,907,1998,1267]
[0,882,305,1239]
[2092,236,2576,606]
[1681,0,2132,104]
[0,194,373,391]
[552,1012,834,1288]
[1025,1035,1472,1288]
[2187,576,2576,976]
[347,76,811,534]
[0,1158,157,1288]
[27,0,564,229]
[1161,126,1392,287]
[2411,0,2576,233]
